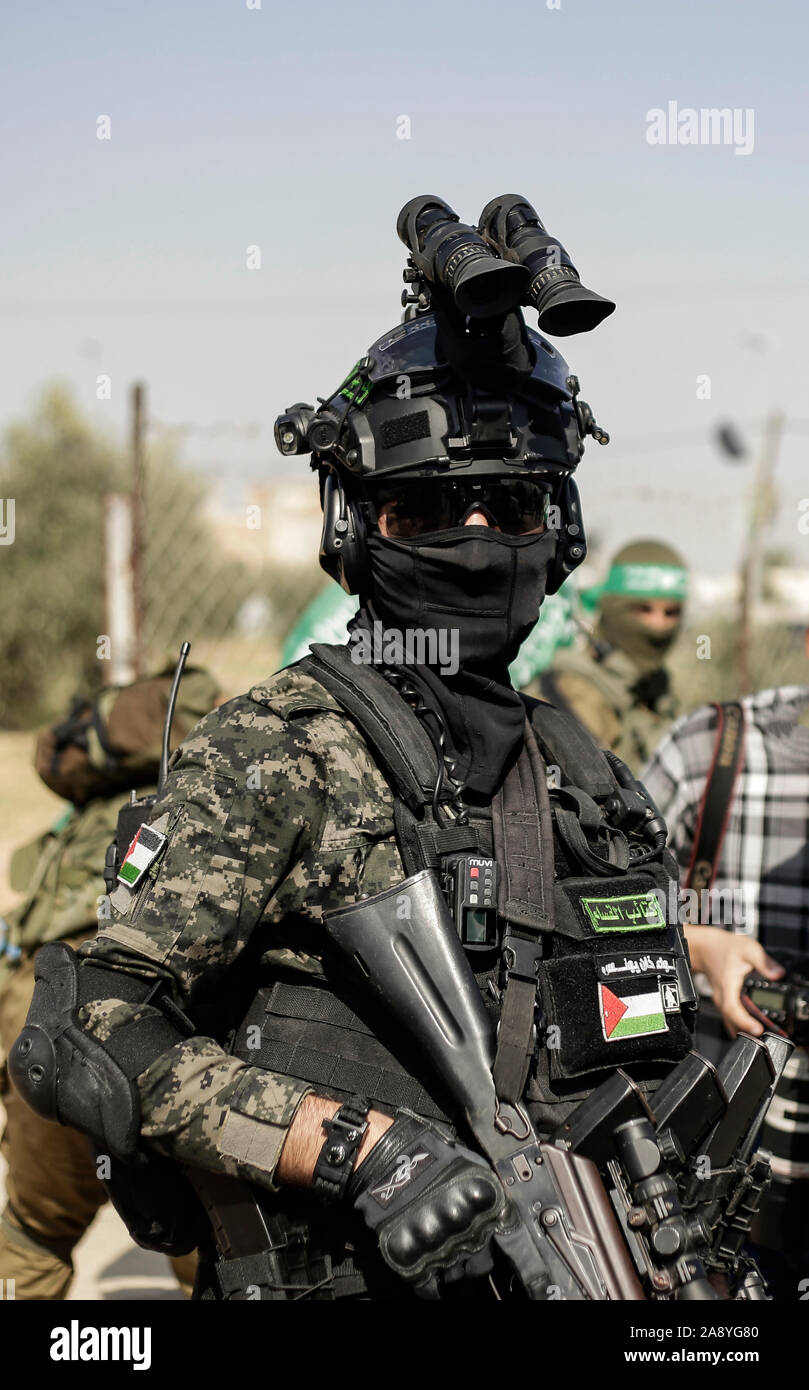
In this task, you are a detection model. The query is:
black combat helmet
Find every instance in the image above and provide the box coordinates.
[274,195,611,595]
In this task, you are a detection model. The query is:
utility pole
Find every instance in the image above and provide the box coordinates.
[131,381,147,676]
[103,493,137,684]
[736,409,785,695]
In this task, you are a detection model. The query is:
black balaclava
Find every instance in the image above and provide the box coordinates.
[350,521,558,799]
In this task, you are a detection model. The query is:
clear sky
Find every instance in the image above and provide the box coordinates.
[2,0,808,574]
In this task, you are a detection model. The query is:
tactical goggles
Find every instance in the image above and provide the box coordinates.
[370,478,552,539]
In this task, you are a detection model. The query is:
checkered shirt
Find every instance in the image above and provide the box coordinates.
[641,685,809,958]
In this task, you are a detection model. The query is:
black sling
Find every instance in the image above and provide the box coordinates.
[490,718,554,1105]
[684,702,746,896]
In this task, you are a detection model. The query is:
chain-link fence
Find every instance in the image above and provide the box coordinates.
[140,459,328,698]
[0,387,332,727]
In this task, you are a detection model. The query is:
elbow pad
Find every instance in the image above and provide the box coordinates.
[8,941,185,1161]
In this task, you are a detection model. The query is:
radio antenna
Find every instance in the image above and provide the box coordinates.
[158,641,191,793]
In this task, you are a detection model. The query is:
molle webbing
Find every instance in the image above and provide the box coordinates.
[234,979,451,1123]
[494,721,553,933]
[392,801,494,878]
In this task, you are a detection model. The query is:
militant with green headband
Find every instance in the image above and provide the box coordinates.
[596,541,689,675]
[274,193,612,598]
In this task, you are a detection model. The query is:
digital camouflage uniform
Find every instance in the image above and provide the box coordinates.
[10,257,764,1301]
[76,667,405,1192]
[0,667,217,1298]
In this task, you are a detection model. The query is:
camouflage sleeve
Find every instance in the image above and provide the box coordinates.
[76,693,331,1185]
[79,1013,307,1187]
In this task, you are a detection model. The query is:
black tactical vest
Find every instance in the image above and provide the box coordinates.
[232,645,696,1136]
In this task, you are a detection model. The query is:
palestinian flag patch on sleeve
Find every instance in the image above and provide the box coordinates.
[117,824,168,888]
[599,978,668,1042]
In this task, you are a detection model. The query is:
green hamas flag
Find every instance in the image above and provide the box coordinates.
[601,562,688,600]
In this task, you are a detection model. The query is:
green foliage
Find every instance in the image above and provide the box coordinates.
[670,618,808,708]
[0,386,261,729]
[0,386,123,727]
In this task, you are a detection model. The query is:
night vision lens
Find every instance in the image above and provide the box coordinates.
[397,196,528,319]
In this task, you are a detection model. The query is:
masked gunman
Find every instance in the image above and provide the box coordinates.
[10,198,787,1300]
[533,540,687,773]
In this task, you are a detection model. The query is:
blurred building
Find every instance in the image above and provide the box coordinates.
[690,567,809,623]
[208,482,322,572]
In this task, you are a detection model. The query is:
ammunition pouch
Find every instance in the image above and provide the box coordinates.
[189,1176,410,1300]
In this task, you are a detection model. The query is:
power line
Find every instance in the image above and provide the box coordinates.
[609,421,809,456]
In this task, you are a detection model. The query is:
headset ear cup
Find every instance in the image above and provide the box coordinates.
[318,472,369,595]
[340,499,369,594]
[546,475,586,595]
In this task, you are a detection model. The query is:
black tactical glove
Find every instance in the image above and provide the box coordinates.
[347,1112,509,1297]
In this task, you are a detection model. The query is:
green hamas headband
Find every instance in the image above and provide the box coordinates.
[601,563,688,601]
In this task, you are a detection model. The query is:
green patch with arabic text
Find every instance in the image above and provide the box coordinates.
[582,891,666,933]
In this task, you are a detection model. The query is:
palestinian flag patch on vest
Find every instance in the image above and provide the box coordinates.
[599,978,668,1042]
[117,824,167,888]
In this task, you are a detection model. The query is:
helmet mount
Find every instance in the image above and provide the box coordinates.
[274,194,612,597]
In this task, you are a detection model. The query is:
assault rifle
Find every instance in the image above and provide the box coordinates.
[324,869,791,1300]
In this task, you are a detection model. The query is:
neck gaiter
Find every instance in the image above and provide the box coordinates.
[350,526,558,798]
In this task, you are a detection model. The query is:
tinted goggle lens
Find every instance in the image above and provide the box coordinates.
[377,481,550,538]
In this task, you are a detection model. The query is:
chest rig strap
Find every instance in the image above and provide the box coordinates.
[300,644,485,877]
[300,644,445,817]
[491,718,554,1105]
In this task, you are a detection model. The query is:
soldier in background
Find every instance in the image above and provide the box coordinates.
[0,663,219,1298]
[531,539,688,772]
